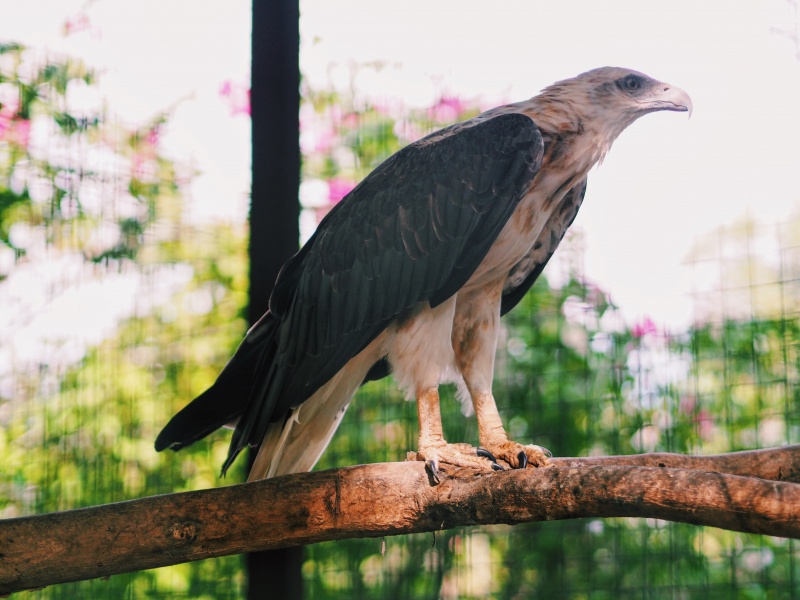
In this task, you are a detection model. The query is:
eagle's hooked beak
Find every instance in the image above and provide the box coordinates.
[647,83,693,117]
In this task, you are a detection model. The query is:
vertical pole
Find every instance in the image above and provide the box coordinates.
[249,0,301,323]
[249,0,302,598]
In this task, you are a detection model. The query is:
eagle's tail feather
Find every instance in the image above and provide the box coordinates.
[247,415,293,482]
[156,313,280,456]
[246,351,377,481]
[154,383,246,452]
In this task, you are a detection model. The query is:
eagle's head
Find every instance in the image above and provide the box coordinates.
[530,66,692,164]
[540,66,691,125]
[586,66,690,115]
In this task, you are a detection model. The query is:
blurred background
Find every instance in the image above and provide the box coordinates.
[1,0,800,597]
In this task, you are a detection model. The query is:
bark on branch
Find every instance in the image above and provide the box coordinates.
[2,445,800,595]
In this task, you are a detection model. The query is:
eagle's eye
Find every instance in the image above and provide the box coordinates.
[622,75,642,91]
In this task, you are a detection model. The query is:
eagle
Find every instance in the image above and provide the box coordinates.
[156,67,691,482]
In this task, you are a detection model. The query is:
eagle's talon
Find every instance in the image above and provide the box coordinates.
[480,441,551,468]
[476,447,498,462]
[426,457,441,484]
[418,442,503,473]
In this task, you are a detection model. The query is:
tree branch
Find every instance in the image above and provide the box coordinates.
[2,446,800,595]
[549,444,800,481]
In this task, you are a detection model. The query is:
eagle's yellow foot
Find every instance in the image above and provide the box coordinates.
[481,440,552,469]
[415,442,504,483]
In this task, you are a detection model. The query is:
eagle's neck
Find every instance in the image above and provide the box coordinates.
[476,96,636,212]
[511,96,635,169]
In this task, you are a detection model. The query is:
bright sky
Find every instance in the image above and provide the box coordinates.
[3,0,800,338]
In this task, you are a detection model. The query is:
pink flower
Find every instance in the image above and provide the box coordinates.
[0,97,19,141]
[631,316,658,339]
[428,96,465,123]
[64,13,90,36]
[393,119,424,143]
[371,97,405,118]
[327,178,356,204]
[300,126,336,154]
[219,80,251,117]
[130,126,160,181]
[0,112,31,148]
[63,12,100,38]
[12,118,31,148]
[146,125,160,147]
[679,395,696,415]
[695,409,715,441]
[340,112,359,129]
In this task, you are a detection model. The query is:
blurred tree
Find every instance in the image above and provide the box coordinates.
[0,43,179,270]
[0,41,249,597]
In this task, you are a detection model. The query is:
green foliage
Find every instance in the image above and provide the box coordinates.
[1,219,251,598]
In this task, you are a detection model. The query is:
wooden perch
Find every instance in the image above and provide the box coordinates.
[2,445,800,595]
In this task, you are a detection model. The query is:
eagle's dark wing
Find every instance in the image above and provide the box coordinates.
[500,178,587,315]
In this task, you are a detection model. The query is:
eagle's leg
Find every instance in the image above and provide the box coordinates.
[390,299,500,477]
[415,386,502,480]
[471,390,551,469]
[453,286,551,469]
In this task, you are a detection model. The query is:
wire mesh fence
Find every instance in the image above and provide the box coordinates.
[0,43,249,598]
[3,28,800,600]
